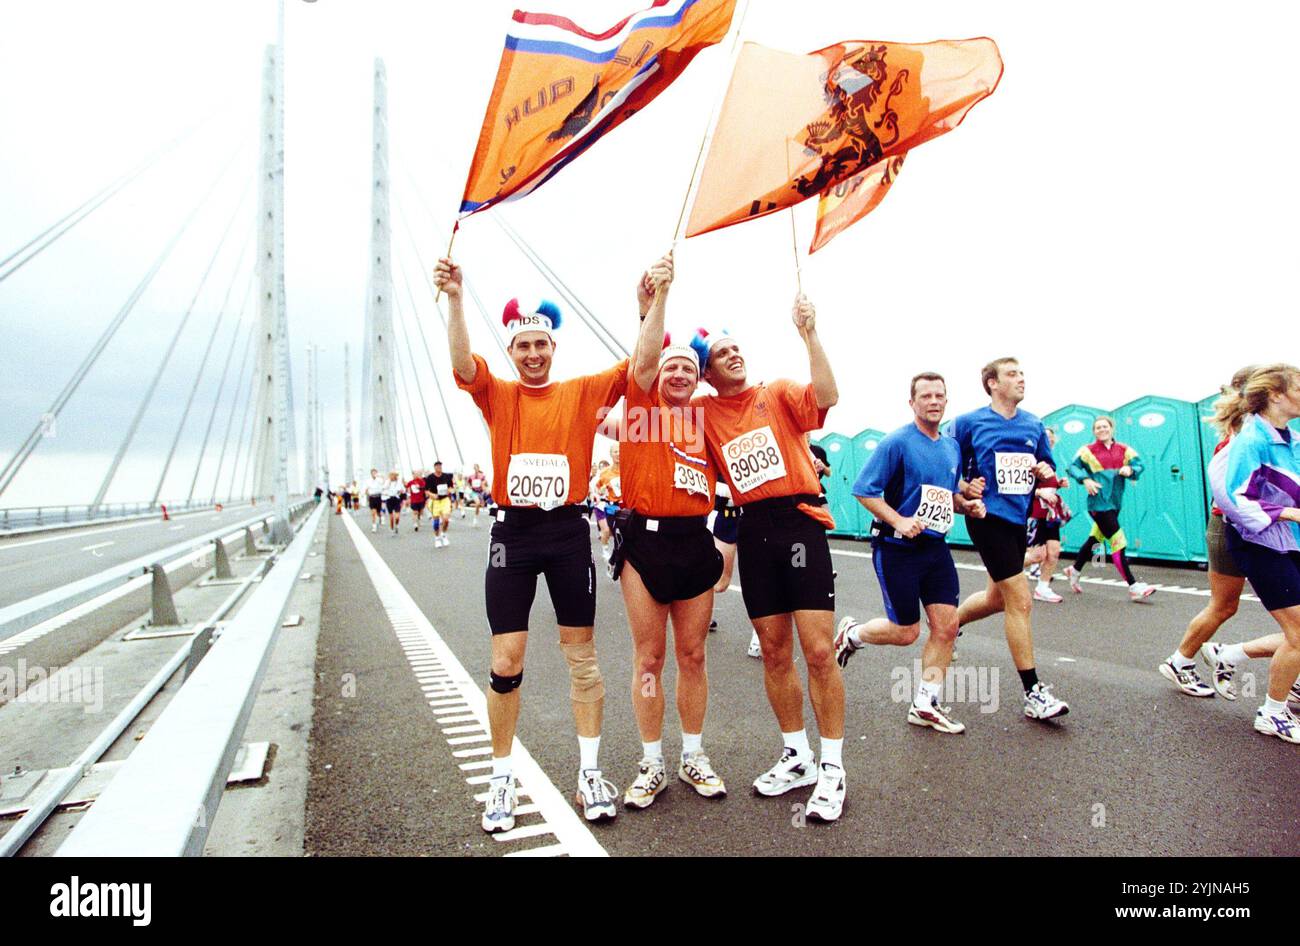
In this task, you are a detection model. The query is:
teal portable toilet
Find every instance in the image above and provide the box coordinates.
[816,433,860,537]
[851,428,888,539]
[937,420,972,548]
[1041,404,1108,555]
[1111,396,1207,562]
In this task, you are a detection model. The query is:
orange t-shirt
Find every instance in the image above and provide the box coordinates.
[455,353,629,508]
[595,466,622,503]
[620,376,715,517]
[692,379,827,505]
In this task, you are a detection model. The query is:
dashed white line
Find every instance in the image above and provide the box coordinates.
[80,541,115,552]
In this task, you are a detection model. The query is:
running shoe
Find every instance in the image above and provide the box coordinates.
[1158,659,1214,697]
[414,524,419,532]
[371,523,377,533]
[622,758,667,809]
[908,697,966,734]
[575,769,619,821]
[481,775,516,833]
[1027,563,1041,580]
[1199,642,1238,700]
[442,535,451,548]
[1064,565,1083,594]
[833,616,860,668]
[678,751,727,798]
[747,631,762,659]
[1289,681,1300,714]
[1033,586,1063,603]
[1129,581,1156,601]
[1023,682,1070,720]
[708,619,718,634]
[1253,706,1300,744]
[752,747,817,797]
[804,763,846,822]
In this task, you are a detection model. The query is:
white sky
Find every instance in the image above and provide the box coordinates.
[1,0,1296,506]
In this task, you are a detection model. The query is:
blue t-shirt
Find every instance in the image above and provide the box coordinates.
[852,422,961,544]
[951,405,1053,525]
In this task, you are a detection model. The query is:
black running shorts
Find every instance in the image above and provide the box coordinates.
[1028,519,1060,547]
[1226,522,1300,611]
[384,496,402,513]
[736,505,836,619]
[967,513,1029,583]
[620,515,723,604]
[485,511,596,633]
[368,495,383,512]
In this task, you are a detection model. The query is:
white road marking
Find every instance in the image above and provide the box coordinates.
[341,513,606,857]
[0,505,247,552]
[80,541,114,552]
[168,524,185,531]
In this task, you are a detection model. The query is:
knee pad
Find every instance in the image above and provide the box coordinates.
[560,639,604,703]
[489,670,523,694]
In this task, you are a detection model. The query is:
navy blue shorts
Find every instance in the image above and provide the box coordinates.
[712,506,739,545]
[871,537,960,627]
[1226,524,1300,612]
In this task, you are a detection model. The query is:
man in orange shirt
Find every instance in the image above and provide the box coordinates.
[434,256,628,834]
[689,297,846,821]
[613,252,726,810]
[594,444,623,560]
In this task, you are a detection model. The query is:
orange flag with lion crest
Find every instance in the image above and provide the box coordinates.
[685,38,1001,247]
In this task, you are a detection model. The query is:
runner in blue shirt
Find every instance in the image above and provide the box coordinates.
[950,357,1071,721]
[833,372,986,733]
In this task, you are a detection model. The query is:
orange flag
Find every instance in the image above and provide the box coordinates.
[685,38,1001,240]
[810,152,905,253]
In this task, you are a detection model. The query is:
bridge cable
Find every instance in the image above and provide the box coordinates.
[209,301,257,502]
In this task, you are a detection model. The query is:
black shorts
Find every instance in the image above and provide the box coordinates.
[871,537,959,626]
[368,495,383,512]
[1028,519,1060,547]
[617,515,723,604]
[485,509,596,633]
[712,505,739,545]
[384,496,402,513]
[736,503,835,619]
[1225,523,1300,611]
[967,514,1029,583]
[410,500,426,512]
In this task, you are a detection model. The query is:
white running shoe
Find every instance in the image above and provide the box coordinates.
[481,775,516,833]
[908,697,966,734]
[1129,581,1156,601]
[575,769,619,821]
[1064,565,1083,594]
[752,747,817,797]
[442,535,450,547]
[622,758,667,809]
[747,630,762,659]
[371,523,377,533]
[1289,681,1300,714]
[601,545,611,561]
[678,751,727,798]
[833,616,860,668]
[1158,659,1214,697]
[1253,706,1300,744]
[1033,586,1064,603]
[1023,682,1070,720]
[1199,642,1238,700]
[804,763,846,822]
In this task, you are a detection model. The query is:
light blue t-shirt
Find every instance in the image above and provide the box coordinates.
[951,405,1053,526]
[853,422,961,543]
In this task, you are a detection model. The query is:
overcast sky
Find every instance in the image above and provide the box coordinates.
[1,1,1296,507]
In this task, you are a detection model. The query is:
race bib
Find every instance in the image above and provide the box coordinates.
[674,462,710,497]
[506,453,570,510]
[995,452,1036,496]
[914,484,954,534]
[722,426,787,495]
[436,484,449,496]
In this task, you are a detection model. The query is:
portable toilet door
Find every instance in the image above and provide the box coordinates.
[1112,396,1207,563]
[851,428,889,539]
[1195,393,1222,521]
[1041,404,1108,555]
[816,433,861,537]
[936,420,972,548]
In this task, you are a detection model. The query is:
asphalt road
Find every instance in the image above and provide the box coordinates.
[307,507,1299,857]
[0,504,266,611]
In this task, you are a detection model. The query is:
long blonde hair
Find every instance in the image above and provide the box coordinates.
[1213,363,1299,436]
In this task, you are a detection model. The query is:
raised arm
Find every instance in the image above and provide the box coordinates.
[632,251,674,392]
[792,294,838,410]
[433,257,476,384]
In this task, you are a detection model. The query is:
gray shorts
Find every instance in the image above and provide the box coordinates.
[1206,514,1244,578]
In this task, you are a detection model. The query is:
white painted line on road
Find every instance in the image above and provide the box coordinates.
[492,823,555,843]
[80,541,115,552]
[0,505,245,552]
[169,525,185,531]
[442,725,487,735]
[439,714,480,724]
[459,761,493,771]
[447,734,492,745]
[433,705,471,715]
[341,513,607,858]
[504,843,567,858]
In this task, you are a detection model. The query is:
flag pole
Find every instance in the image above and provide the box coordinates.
[788,208,803,296]
[434,220,459,303]
[671,0,752,245]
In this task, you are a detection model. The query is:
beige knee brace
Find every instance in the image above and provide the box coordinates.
[560,639,605,703]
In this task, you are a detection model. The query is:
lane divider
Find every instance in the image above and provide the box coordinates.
[340,513,607,858]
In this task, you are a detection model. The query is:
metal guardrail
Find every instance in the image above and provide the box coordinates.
[55,501,326,857]
[0,500,315,642]
[0,499,244,534]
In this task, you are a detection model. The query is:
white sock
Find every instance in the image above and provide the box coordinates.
[641,739,663,762]
[492,755,512,779]
[1220,643,1248,665]
[820,737,843,769]
[916,679,942,705]
[578,735,600,772]
[681,732,702,758]
[1036,580,1052,593]
[782,729,810,758]
[1264,696,1288,715]
[1169,651,1196,670]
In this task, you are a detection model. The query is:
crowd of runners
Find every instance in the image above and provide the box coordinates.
[330,462,494,544]
[417,252,1300,833]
